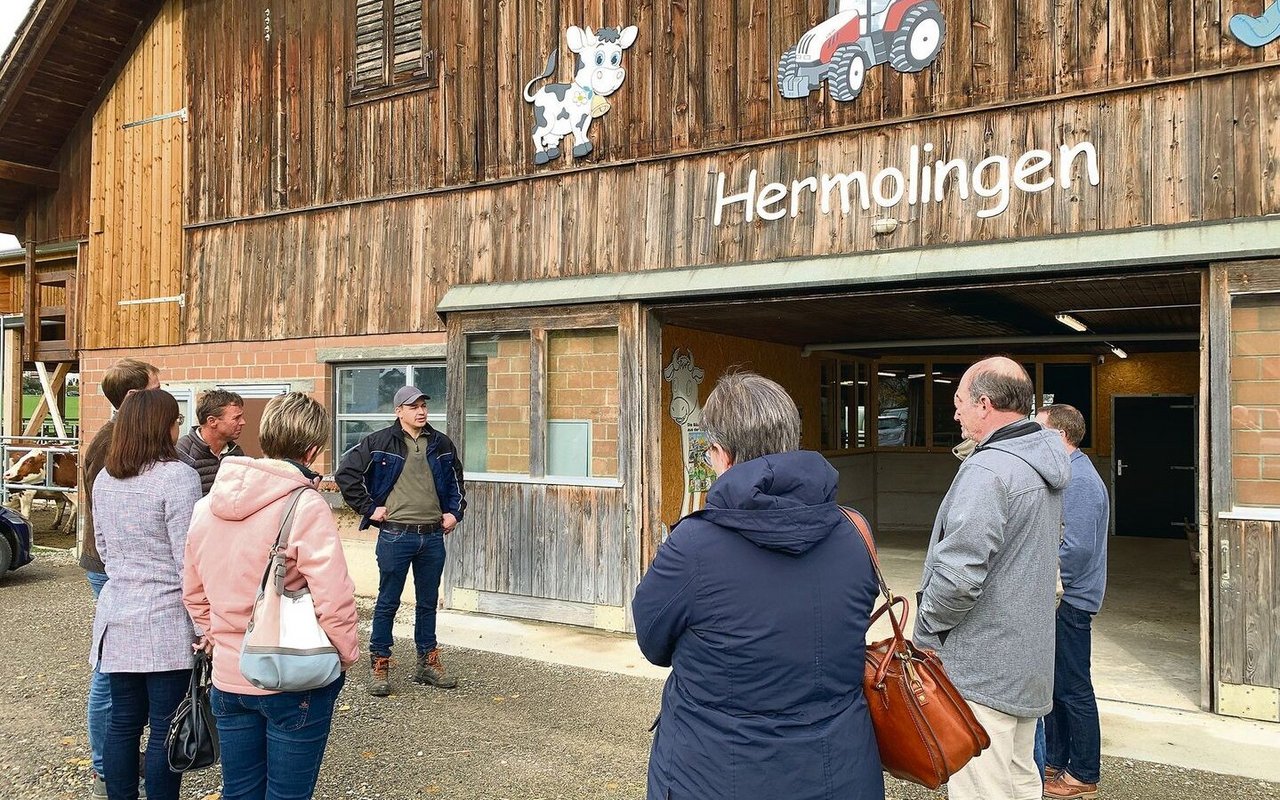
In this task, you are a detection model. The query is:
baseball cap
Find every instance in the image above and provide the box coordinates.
[393,386,430,407]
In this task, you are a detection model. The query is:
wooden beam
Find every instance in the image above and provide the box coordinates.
[0,159,58,189]
[21,361,70,438]
[33,361,66,439]
[0,0,80,134]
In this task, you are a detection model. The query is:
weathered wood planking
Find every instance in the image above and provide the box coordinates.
[80,0,185,351]
[179,0,1280,225]
[1218,517,1280,690]
[451,480,628,606]
[186,73,1280,343]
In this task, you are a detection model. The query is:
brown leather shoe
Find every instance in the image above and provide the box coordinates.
[1044,765,1063,782]
[413,647,458,689]
[369,655,392,697]
[1043,773,1098,799]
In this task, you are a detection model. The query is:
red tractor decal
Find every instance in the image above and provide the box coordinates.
[778,0,946,103]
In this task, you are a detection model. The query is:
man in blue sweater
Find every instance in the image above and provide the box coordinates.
[1035,404,1109,800]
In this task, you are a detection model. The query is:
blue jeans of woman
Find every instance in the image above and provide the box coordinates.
[1044,601,1102,784]
[371,530,446,657]
[86,571,111,777]
[211,673,346,800]
[104,670,190,800]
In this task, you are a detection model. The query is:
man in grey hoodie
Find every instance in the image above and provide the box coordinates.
[914,357,1071,800]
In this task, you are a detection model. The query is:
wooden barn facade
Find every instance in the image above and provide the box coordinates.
[2,0,1279,721]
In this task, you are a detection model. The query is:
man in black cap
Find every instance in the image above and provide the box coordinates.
[336,385,466,696]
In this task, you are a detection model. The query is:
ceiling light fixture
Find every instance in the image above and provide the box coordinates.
[1109,345,1128,359]
[877,371,898,378]
[1055,313,1089,332]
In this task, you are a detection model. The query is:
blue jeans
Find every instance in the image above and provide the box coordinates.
[105,670,190,800]
[86,571,111,776]
[211,674,345,800]
[371,530,446,657]
[1044,601,1102,784]
[1034,717,1046,779]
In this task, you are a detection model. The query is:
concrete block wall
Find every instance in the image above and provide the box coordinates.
[1231,299,1280,507]
[482,335,532,474]
[546,329,620,477]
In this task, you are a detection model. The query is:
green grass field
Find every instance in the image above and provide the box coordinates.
[21,394,79,424]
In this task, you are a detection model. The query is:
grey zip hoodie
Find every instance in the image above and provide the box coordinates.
[913,420,1070,719]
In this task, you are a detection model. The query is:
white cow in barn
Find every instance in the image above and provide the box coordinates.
[3,449,78,534]
[523,25,639,165]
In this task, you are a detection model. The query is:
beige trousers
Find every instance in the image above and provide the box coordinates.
[946,701,1042,800]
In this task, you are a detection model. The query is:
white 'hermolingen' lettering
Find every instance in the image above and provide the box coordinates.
[711,141,1100,226]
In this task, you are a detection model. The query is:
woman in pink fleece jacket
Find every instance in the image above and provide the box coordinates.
[183,393,360,800]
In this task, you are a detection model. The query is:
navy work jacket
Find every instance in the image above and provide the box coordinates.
[633,450,884,800]
[335,422,466,530]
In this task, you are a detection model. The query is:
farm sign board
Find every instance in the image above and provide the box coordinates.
[711,141,1102,226]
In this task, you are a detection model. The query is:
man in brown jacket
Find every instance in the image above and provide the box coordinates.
[81,358,159,799]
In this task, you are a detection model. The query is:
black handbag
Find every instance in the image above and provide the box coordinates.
[166,650,220,772]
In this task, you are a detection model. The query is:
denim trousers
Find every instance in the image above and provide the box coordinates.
[370,530,446,657]
[211,673,346,800]
[1044,601,1102,784]
[104,670,190,800]
[86,571,111,777]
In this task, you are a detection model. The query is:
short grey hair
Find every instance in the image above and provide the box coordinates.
[969,362,1033,416]
[259,392,330,460]
[701,371,801,464]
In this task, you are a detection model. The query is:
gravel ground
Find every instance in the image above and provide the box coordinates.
[2,552,1278,800]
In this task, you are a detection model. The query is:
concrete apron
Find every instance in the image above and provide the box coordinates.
[343,537,1280,783]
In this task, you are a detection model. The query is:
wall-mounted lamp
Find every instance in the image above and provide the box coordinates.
[872,217,899,235]
[1054,313,1088,332]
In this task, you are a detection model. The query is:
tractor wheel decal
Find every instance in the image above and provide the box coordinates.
[777,46,802,99]
[889,2,946,73]
[829,45,869,103]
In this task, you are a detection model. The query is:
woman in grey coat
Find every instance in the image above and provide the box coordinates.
[90,389,203,800]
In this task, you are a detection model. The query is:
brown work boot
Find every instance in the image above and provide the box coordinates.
[1043,773,1099,799]
[413,647,458,689]
[368,655,392,697]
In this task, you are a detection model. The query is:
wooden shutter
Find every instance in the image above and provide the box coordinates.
[352,0,386,92]
[390,0,426,83]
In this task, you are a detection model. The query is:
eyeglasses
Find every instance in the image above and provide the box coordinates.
[702,442,719,468]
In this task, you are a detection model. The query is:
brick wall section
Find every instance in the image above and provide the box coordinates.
[482,335,531,473]
[1231,299,1280,507]
[547,329,619,477]
[78,331,446,476]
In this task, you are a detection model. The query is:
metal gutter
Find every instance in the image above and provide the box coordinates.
[437,217,1280,315]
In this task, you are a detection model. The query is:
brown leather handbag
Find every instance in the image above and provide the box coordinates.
[841,507,991,789]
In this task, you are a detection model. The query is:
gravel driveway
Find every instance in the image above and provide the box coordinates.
[2,552,1277,800]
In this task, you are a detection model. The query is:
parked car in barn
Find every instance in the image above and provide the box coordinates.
[0,505,33,579]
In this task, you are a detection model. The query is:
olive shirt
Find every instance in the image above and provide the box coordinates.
[384,431,443,524]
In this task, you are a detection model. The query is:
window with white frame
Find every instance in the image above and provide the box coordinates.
[334,363,448,457]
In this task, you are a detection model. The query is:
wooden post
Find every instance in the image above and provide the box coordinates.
[22,217,35,363]
[1207,263,1233,714]
[1,328,21,438]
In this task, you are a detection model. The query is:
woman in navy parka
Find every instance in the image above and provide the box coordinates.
[633,371,884,800]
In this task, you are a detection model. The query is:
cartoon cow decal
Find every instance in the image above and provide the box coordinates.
[523,25,639,165]
[1230,0,1280,46]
